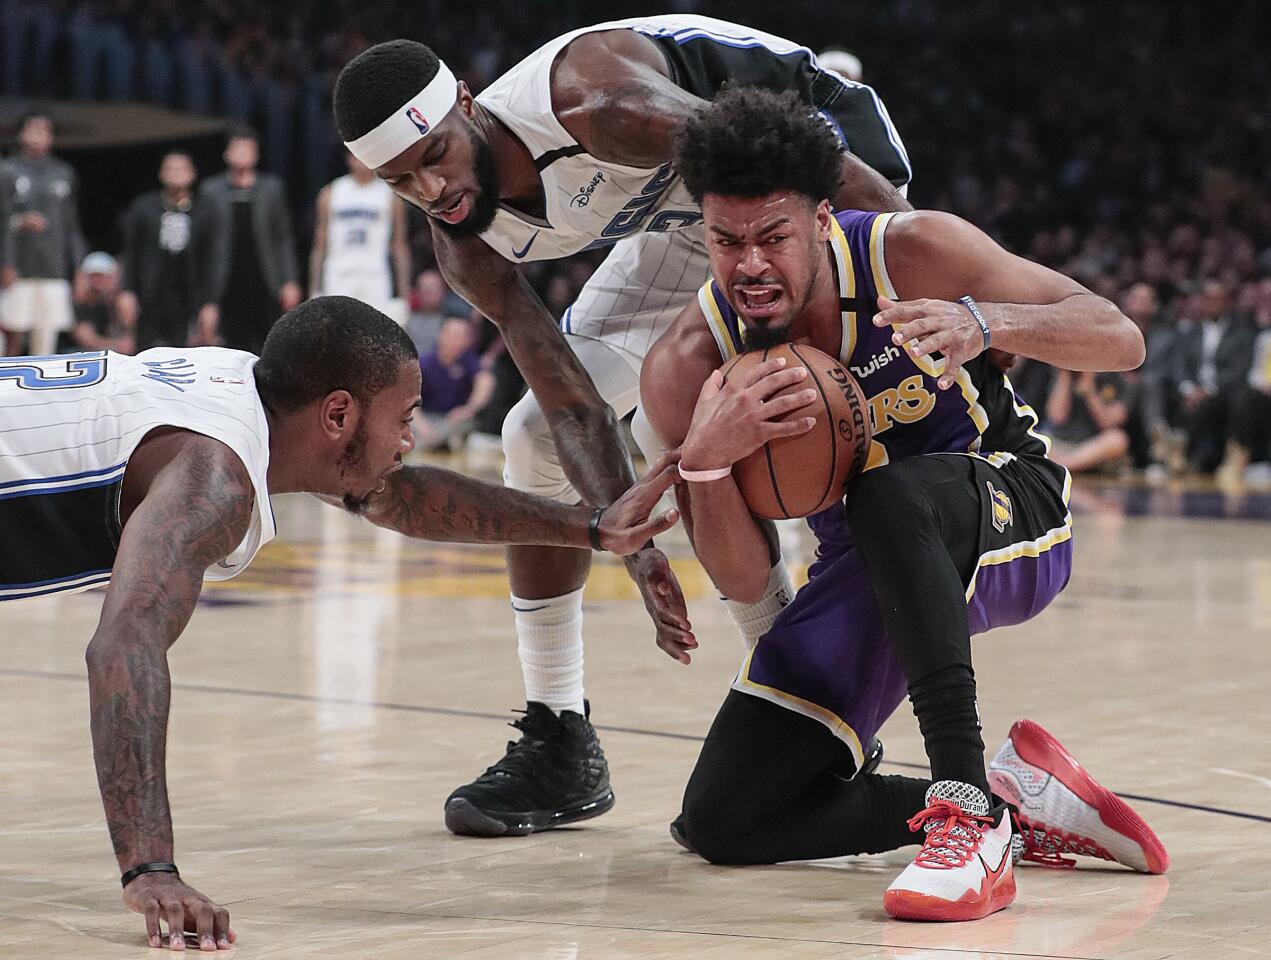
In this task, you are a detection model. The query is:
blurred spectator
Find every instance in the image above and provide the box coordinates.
[1227,278,1271,481]
[197,127,300,354]
[63,251,134,354]
[1175,279,1256,474]
[0,112,87,356]
[1118,281,1176,470]
[309,151,411,325]
[1044,369,1136,474]
[415,316,495,451]
[119,152,215,350]
[407,267,467,353]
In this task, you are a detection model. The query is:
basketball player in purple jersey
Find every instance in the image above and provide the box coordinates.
[641,88,1164,921]
[332,16,911,837]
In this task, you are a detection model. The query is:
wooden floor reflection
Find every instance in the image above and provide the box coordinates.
[3,472,1270,959]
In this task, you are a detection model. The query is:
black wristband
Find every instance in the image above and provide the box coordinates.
[121,861,179,888]
[959,295,991,351]
[588,506,605,551]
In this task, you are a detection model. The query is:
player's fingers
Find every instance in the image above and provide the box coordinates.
[938,358,966,390]
[762,388,819,417]
[192,900,215,952]
[873,296,924,326]
[735,355,788,388]
[162,899,187,951]
[632,509,680,543]
[763,416,817,440]
[144,900,163,949]
[890,315,943,346]
[698,368,725,399]
[751,366,809,400]
[908,329,955,359]
[212,907,232,950]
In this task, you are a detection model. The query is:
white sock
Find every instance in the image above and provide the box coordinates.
[719,563,797,651]
[513,587,585,715]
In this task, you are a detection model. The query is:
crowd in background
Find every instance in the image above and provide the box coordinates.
[1,0,1268,477]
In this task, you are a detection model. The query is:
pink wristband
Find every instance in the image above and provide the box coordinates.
[678,463,732,482]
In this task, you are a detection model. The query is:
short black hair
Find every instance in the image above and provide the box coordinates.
[675,86,843,205]
[334,40,442,141]
[18,111,53,132]
[226,125,257,146]
[254,296,418,414]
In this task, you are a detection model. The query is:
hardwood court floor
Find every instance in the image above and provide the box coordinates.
[3,465,1270,959]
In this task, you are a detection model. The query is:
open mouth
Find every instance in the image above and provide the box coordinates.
[432,192,469,224]
[734,284,785,318]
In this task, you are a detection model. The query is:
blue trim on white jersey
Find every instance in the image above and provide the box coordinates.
[0,461,127,492]
[0,568,112,600]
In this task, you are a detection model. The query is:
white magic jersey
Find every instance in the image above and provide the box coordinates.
[323,174,394,281]
[474,15,787,263]
[0,348,274,600]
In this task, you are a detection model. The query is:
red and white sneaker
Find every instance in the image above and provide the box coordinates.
[988,719,1169,874]
[883,781,1016,922]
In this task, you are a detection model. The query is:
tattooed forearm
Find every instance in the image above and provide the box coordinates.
[86,436,253,868]
[433,229,636,505]
[366,465,591,546]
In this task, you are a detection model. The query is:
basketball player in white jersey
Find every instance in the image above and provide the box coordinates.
[309,152,412,325]
[0,295,677,950]
[332,15,912,837]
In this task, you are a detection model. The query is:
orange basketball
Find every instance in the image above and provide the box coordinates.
[720,342,872,519]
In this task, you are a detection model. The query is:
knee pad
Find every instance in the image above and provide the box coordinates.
[501,392,579,502]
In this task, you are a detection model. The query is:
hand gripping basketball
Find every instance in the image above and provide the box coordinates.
[680,356,818,475]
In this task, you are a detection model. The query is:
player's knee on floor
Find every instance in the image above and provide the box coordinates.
[501,392,578,502]
[680,798,773,866]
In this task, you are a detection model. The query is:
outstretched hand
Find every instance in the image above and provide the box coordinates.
[122,873,235,952]
[596,451,682,556]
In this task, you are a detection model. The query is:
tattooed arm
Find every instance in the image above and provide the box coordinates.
[362,456,680,555]
[85,433,252,950]
[430,228,633,505]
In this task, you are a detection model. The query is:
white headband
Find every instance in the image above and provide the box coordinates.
[344,61,457,169]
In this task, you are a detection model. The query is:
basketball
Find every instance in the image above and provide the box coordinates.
[720,343,872,519]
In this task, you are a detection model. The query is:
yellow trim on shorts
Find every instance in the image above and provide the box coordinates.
[868,212,991,449]
[698,282,738,360]
[734,648,866,765]
[963,510,1073,603]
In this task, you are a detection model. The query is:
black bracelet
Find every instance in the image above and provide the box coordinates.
[588,506,605,551]
[121,861,179,888]
[959,295,991,352]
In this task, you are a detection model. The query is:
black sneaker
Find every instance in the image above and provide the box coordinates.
[444,701,614,837]
[669,736,885,851]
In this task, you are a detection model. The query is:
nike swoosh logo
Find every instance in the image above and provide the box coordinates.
[511,231,540,260]
[511,604,549,613]
[216,559,238,570]
[979,845,1010,887]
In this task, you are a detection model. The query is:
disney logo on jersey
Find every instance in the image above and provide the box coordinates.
[405,107,430,135]
[850,344,902,380]
[571,171,606,208]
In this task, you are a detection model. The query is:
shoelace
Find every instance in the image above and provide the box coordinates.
[908,800,993,869]
[473,711,560,782]
[1013,813,1114,869]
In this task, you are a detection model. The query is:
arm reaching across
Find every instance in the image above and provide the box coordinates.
[361,453,681,556]
[86,433,252,951]
[874,211,1145,390]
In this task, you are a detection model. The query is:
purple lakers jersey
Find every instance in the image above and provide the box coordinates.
[695,209,1068,543]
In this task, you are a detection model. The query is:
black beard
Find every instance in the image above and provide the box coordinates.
[337,423,371,515]
[742,322,793,352]
[433,123,500,239]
